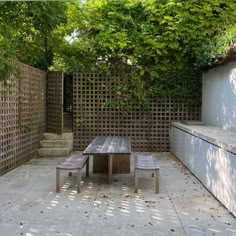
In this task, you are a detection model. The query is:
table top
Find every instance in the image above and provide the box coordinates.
[83,136,131,155]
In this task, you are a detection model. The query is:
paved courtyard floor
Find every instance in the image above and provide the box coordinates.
[0,152,235,236]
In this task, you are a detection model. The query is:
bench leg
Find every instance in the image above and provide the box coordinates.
[86,157,89,177]
[108,155,112,184]
[156,169,160,194]
[135,169,138,193]
[77,169,81,193]
[56,169,60,193]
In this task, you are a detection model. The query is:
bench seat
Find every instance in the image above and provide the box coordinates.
[134,155,160,194]
[56,154,89,193]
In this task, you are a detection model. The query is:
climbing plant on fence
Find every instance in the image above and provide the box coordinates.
[73,72,201,152]
[51,0,236,107]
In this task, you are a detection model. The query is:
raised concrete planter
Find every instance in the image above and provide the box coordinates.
[170,122,236,217]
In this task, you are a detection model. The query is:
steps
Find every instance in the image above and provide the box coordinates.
[38,133,73,158]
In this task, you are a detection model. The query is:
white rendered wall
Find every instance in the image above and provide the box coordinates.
[170,126,236,217]
[202,61,236,131]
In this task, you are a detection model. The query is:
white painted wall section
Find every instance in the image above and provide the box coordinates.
[170,123,236,217]
[202,61,236,131]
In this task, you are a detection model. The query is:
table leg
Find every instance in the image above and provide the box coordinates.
[108,154,112,184]
[86,156,89,177]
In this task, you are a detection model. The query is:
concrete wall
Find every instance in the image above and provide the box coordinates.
[202,61,236,131]
[170,125,236,217]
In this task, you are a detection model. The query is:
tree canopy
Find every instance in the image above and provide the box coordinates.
[56,0,236,72]
[0,1,66,78]
[1,0,236,105]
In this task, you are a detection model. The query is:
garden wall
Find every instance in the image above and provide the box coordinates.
[202,61,236,131]
[170,122,236,217]
[0,62,46,176]
[171,61,236,217]
[73,73,201,152]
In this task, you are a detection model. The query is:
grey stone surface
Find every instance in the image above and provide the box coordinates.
[43,132,73,140]
[172,122,236,154]
[38,132,73,158]
[0,153,235,236]
[40,140,73,149]
[37,147,71,157]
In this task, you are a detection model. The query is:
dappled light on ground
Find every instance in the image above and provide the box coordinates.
[0,153,235,235]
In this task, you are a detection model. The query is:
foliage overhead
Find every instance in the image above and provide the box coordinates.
[0,1,67,80]
[1,0,236,106]
[51,0,236,105]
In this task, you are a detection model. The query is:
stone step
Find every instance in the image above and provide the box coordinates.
[40,140,73,149]
[38,148,71,157]
[43,133,73,140]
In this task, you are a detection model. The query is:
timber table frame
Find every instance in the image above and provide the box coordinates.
[83,136,131,184]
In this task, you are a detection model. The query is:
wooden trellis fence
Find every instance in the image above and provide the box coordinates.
[0,62,46,176]
[46,71,64,134]
[73,73,201,152]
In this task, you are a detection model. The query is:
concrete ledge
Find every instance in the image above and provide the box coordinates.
[172,122,236,155]
[43,133,73,140]
[38,148,71,157]
[170,123,236,217]
[40,140,73,149]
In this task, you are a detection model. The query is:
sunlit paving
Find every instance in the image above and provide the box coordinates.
[1,1,236,236]
[0,153,235,236]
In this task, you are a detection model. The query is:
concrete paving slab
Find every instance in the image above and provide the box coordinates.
[0,193,22,215]
[88,196,181,227]
[0,192,93,225]
[0,152,235,236]
[172,196,236,235]
[182,221,236,236]
[0,222,86,236]
[83,224,186,236]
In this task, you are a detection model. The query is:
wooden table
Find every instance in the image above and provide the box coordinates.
[83,136,131,184]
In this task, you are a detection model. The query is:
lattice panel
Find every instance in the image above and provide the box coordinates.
[46,72,63,134]
[73,73,201,152]
[0,62,46,176]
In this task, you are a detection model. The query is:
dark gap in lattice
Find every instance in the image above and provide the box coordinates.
[64,73,73,113]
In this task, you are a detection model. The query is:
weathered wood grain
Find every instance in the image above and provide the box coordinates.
[83,136,107,154]
[56,154,89,193]
[93,154,130,174]
[135,155,159,170]
[83,136,131,155]
[83,136,131,183]
[134,155,160,194]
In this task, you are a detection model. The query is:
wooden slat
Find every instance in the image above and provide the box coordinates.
[116,137,131,154]
[99,136,119,154]
[57,154,88,169]
[135,155,160,169]
[83,136,106,154]
[83,136,131,155]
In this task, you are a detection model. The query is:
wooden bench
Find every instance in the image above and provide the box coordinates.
[56,154,89,193]
[134,155,160,194]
